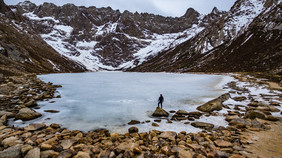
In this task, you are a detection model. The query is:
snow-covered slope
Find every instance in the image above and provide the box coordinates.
[132,0,281,74]
[11,1,201,71]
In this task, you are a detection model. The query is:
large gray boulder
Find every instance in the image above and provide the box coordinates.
[15,108,42,121]
[197,93,230,112]
[152,107,169,117]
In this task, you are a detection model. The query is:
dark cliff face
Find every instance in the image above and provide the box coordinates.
[0,1,86,76]
[131,0,282,75]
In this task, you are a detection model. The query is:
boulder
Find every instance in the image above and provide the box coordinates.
[191,122,214,130]
[214,139,233,148]
[197,93,230,112]
[24,147,40,158]
[2,136,23,148]
[0,114,7,126]
[73,151,90,158]
[15,108,42,121]
[0,144,22,158]
[44,110,60,113]
[24,123,46,131]
[229,118,251,127]
[24,99,38,107]
[152,107,169,117]
[158,131,177,141]
[244,110,266,120]
[176,110,189,115]
[128,120,140,125]
[40,150,59,158]
[115,142,139,153]
[0,111,15,118]
[128,127,139,133]
[61,139,77,150]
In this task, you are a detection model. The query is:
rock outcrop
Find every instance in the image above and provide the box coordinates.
[152,107,169,117]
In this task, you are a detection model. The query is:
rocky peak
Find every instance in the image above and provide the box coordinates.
[211,7,220,14]
[182,8,200,19]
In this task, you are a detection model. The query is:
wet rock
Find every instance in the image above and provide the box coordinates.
[128,120,140,125]
[197,93,230,112]
[0,144,22,158]
[191,122,214,130]
[176,110,189,115]
[50,123,61,129]
[44,110,60,113]
[244,110,266,119]
[24,123,46,131]
[15,108,42,121]
[152,107,169,117]
[24,147,40,158]
[128,126,139,133]
[152,123,159,127]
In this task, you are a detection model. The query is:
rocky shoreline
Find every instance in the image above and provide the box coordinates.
[0,73,281,158]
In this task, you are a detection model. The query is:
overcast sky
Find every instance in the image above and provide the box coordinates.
[5,0,236,17]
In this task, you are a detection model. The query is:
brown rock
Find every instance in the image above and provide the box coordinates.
[214,139,233,148]
[176,110,189,115]
[73,151,90,158]
[15,108,42,121]
[244,110,266,119]
[128,120,140,125]
[24,123,46,131]
[197,93,230,112]
[0,144,22,158]
[24,147,40,158]
[152,123,159,127]
[40,150,59,158]
[61,139,76,150]
[152,107,169,117]
[158,131,177,141]
[2,136,23,148]
[128,126,139,133]
[44,110,60,113]
[58,149,73,158]
[191,122,214,130]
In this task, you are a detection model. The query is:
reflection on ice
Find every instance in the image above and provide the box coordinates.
[15,72,233,133]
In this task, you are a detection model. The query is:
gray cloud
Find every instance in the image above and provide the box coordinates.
[4,0,236,17]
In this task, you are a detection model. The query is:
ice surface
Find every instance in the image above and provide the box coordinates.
[14,72,232,133]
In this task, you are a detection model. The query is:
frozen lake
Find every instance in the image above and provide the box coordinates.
[16,72,233,133]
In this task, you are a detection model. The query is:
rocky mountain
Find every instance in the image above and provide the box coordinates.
[1,0,281,75]
[132,0,282,75]
[9,1,202,71]
[0,0,86,76]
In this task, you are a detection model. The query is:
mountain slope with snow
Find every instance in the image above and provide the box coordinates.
[132,0,281,74]
[10,2,201,71]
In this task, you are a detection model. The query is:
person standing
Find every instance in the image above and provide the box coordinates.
[158,94,164,108]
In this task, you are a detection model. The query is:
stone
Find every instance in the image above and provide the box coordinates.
[40,150,59,158]
[133,147,142,155]
[248,102,266,107]
[229,154,245,158]
[40,143,52,150]
[268,106,280,112]
[128,126,139,133]
[158,131,177,141]
[176,110,189,115]
[152,123,159,127]
[58,149,73,158]
[244,110,266,119]
[0,114,7,126]
[24,147,40,158]
[152,107,169,117]
[50,123,61,129]
[116,142,139,153]
[44,110,60,113]
[188,111,202,117]
[214,139,233,148]
[24,99,38,107]
[177,148,193,158]
[214,150,229,158]
[24,123,46,131]
[15,108,42,121]
[21,144,33,155]
[73,151,90,158]
[61,139,76,150]
[0,144,22,158]
[191,122,214,130]
[229,118,251,127]
[0,111,15,118]
[232,96,247,101]
[128,120,140,125]
[2,136,23,148]
[197,93,230,112]
[266,115,279,121]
